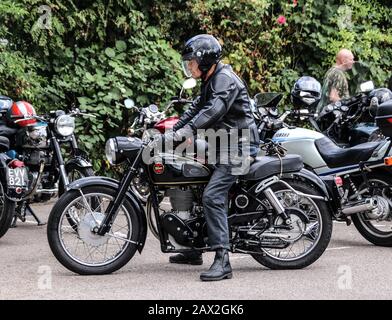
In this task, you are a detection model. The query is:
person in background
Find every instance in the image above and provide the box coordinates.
[317,49,355,113]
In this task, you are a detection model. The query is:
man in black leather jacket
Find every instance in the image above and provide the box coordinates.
[166,34,259,281]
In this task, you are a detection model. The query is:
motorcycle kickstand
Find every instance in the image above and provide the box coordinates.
[10,215,18,228]
[10,204,27,228]
[26,204,46,226]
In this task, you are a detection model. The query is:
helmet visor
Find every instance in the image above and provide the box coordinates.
[182,59,193,78]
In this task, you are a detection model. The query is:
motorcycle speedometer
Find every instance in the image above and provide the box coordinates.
[55,115,75,136]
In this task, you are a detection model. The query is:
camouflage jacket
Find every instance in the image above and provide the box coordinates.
[317,66,350,113]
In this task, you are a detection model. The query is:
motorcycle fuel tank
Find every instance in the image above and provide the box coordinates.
[154,116,179,134]
[272,127,327,169]
[148,153,212,185]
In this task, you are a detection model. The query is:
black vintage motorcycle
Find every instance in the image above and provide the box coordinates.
[0,102,94,225]
[47,127,334,275]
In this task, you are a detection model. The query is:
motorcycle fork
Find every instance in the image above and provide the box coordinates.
[70,134,78,150]
[97,149,144,236]
[148,184,170,251]
[50,136,69,189]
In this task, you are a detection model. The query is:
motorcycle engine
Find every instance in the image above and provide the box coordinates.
[17,126,48,149]
[160,187,206,248]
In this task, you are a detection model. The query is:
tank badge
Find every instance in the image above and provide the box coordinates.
[153,163,165,174]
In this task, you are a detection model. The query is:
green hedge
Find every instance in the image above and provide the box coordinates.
[0,0,391,172]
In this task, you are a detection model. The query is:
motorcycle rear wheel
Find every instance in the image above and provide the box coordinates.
[251,179,332,269]
[352,174,392,247]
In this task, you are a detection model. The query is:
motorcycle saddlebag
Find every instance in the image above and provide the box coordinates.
[376,100,392,137]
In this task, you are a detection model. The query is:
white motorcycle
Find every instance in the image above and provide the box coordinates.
[255,93,392,246]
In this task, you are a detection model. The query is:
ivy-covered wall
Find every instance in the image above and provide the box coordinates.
[0,0,391,172]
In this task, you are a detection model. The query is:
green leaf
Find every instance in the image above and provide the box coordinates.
[115,40,127,52]
[105,48,116,58]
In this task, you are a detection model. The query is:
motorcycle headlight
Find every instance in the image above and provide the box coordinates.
[55,115,75,136]
[105,138,117,165]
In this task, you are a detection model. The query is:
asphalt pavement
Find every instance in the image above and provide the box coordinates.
[0,202,391,300]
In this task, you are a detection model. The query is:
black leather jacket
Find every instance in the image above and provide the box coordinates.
[173,63,259,147]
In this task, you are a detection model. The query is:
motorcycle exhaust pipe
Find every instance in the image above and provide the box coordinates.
[36,188,58,194]
[341,198,377,216]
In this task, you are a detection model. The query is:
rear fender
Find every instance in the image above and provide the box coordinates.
[282,169,339,215]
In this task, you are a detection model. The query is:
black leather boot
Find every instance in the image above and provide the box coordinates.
[200,249,232,281]
[169,251,203,265]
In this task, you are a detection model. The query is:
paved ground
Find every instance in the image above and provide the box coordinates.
[0,202,391,300]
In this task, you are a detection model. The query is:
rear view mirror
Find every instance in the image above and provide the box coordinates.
[360,81,375,93]
[124,99,136,110]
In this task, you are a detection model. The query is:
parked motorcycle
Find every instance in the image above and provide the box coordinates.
[46,110,335,275]
[0,99,94,225]
[254,92,392,246]
[316,81,392,146]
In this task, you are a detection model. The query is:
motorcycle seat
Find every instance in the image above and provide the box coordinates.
[241,154,303,181]
[315,137,381,168]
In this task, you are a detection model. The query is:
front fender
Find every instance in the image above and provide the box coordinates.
[67,176,147,253]
[66,157,93,169]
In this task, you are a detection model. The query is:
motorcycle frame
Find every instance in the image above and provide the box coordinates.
[96,143,330,253]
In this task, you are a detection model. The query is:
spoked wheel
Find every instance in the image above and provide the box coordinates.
[47,186,140,275]
[60,164,95,231]
[252,180,332,269]
[0,183,15,238]
[352,174,392,246]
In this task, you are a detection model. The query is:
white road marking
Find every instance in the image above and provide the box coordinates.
[326,246,352,251]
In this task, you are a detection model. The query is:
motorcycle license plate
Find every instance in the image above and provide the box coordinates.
[7,167,28,188]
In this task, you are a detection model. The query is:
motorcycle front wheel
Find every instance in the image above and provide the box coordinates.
[47,186,141,275]
[251,179,333,269]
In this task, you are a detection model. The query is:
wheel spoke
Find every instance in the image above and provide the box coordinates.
[58,192,132,267]
[261,188,322,261]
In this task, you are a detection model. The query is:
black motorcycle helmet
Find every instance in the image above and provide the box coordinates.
[291,76,322,112]
[0,95,13,112]
[182,34,222,79]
